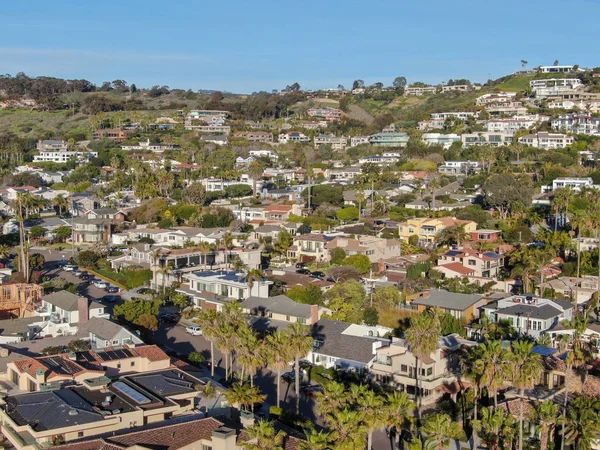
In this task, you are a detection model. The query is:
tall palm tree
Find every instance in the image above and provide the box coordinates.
[285,323,314,415]
[266,330,292,409]
[248,162,263,197]
[530,400,560,450]
[245,268,264,295]
[196,309,220,378]
[552,187,573,232]
[436,224,468,248]
[298,430,330,450]
[421,413,462,450]
[470,340,509,407]
[325,408,367,450]
[383,391,414,448]
[241,420,286,450]
[473,407,517,450]
[223,381,266,412]
[355,189,366,219]
[531,248,555,296]
[563,395,600,450]
[150,248,163,290]
[222,232,234,270]
[510,340,543,450]
[559,351,574,450]
[159,262,173,295]
[52,194,69,217]
[404,310,441,418]
[569,208,588,303]
[360,389,385,450]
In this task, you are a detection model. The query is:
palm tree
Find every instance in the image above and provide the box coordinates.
[531,248,555,296]
[569,208,588,302]
[224,381,266,412]
[470,340,509,407]
[404,310,441,418]
[248,162,263,196]
[265,330,292,409]
[563,395,600,450]
[383,391,414,448]
[435,224,467,248]
[552,187,573,232]
[359,388,385,450]
[306,167,314,211]
[421,413,462,450]
[222,232,234,270]
[355,189,366,219]
[150,248,163,290]
[473,407,516,450]
[241,420,286,450]
[196,309,220,378]
[158,262,173,295]
[52,194,69,217]
[559,351,574,450]
[325,408,367,450]
[285,323,313,414]
[298,430,330,450]
[0,245,11,261]
[245,268,264,295]
[530,400,560,450]
[510,340,543,450]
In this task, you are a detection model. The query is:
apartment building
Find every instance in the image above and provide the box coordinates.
[421,133,461,149]
[438,160,482,175]
[461,131,514,147]
[234,131,274,143]
[404,86,437,96]
[437,248,505,279]
[551,114,600,135]
[177,270,272,309]
[314,134,347,150]
[481,294,575,338]
[368,132,409,147]
[325,236,402,263]
[398,217,477,245]
[518,132,574,149]
[371,334,477,404]
[278,131,311,143]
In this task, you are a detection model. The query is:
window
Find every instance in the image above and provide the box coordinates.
[427,367,433,376]
[286,315,291,321]
[78,432,84,438]
[468,259,476,266]
[116,363,121,369]
[105,341,110,346]
[401,364,408,373]
[112,339,119,345]
[297,317,306,324]
[130,361,135,367]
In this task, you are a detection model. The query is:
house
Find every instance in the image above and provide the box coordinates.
[359,153,402,165]
[200,135,229,145]
[262,203,303,221]
[78,317,143,348]
[398,217,477,245]
[470,229,501,242]
[431,112,476,121]
[267,270,335,294]
[371,334,477,404]
[278,131,310,143]
[326,166,362,181]
[530,78,583,97]
[437,248,505,280]
[86,208,126,222]
[368,132,409,147]
[72,218,112,243]
[461,131,514,147]
[33,149,98,164]
[518,132,574,149]
[307,319,391,372]
[36,140,69,152]
[404,200,470,212]
[289,234,333,263]
[404,86,437,96]
[539,65,577,73]
[92,128,128,142]
[441,84,473,93]
[185,125,231,134]
[177,270,272,309]
[35,291,109,336]
[545,177,596,192]
[421,133,461,149]
[70,193,99,215]
[540,276,599,304]
[0,317,46,344]
[551,114,600,135]
[234,131,274,143]
[349,136,370,147]
[476,92,517,106]
[480,294,575,338]
[325,236,402,263]
[314,134,347,150]
[418,118,446,131]
[438,160,482,175]
[241,295,320,331]
[307,106,342,121]
[120,139,179,152]
[248,149,278,160]
[186,109,229,120]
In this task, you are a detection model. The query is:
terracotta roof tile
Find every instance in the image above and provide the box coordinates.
[133,345,169,362]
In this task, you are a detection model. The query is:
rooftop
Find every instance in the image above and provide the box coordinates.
[412,289,483,311]
[241,295,313,318]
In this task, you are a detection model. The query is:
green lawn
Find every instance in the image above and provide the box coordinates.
[495,74,534,92]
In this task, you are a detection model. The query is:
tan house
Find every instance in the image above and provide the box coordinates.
[288,234,332,263]
[325,236,402,263]
[234,131,273,143]
[410,289,487,322]
[92,128,128,142]
[370,334,477,404]
[437,248,505,280]
[398,217,477,244]
[241,295,320,331]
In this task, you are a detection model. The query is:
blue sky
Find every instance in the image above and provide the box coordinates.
[1,0,598,93]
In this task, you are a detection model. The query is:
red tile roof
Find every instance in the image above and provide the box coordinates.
[132,345,169,362]
[436,262,476,275]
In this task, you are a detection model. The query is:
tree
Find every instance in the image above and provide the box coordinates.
[182,182,207,205]
[359,389,385,450]
[188,351,205,364]
[240,420,286,450]
[285,323,313,414]
[135,313,159,332]
[383,391,414,448]
[329,247,346,265]
[323,280,366,323]
[66,339,91,352]
[435,224,467,247]
[336,207,359,222]
[473,407,517,450]
[274,230,293,257]
[171,293,189,310]
[329,265,360,282]
[520,60,528,69]
[530,401,560,450]
[469,340,509,407]
[510,340,543,450]
[352,80,365,90]
[265,331,292,409]
[302,185,343,207]
[52,226,72,243]
[483,174,534,219]
[404,310,441,418]
[29,226,46,240]
[0,245,10,260]
[196,309,220,378]
[224,382,266,412]
[362,307,379,326]
[286,285,323,305]
[421,413,463,450]
[77,250,99,268]
[248,162,263,196]
[114,298,160,323]
[564,395,600,450]
[393,76,408,89]
[341,254,372,275]
[29,253,45,270]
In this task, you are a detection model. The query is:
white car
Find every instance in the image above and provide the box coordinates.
[185,326,202,336]
[63,265,77,272]
[93,281,108,289]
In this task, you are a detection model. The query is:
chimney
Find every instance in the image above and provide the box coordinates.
[211,427,237,450]
[78,296,89,324]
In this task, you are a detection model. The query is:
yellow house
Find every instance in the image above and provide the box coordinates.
[398,217,477,244]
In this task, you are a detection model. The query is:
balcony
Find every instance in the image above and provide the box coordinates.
[1,424,41,450]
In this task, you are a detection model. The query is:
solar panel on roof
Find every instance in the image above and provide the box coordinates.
[446,251,461,256]
[484,252,499,257]
[113,381,151,404]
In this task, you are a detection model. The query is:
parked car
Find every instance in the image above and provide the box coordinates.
[102,295,120,303]
[296,269,311,275]
[295,262,306,269]
[72,270,83,276]
[304,385,325,397]
[311,271,326,279]
[80,274,91,280]
[185,326,202,336]
[159,313,179,324]
[93,280,108,289]
[105,286,119,293]
[63,265,77,272]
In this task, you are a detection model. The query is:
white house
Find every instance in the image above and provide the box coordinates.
[279,131,310,143]
[431,112,477,121]
[422,133,461,149]
[438,161,482,175]
[461,131,513,147]
[350,136,370,147]
[539,65,577,73]
[518,132,574,150]
[314,134,347,150]
[551,114,600,135]
[543,177,597,193]
[33,150,98,163]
